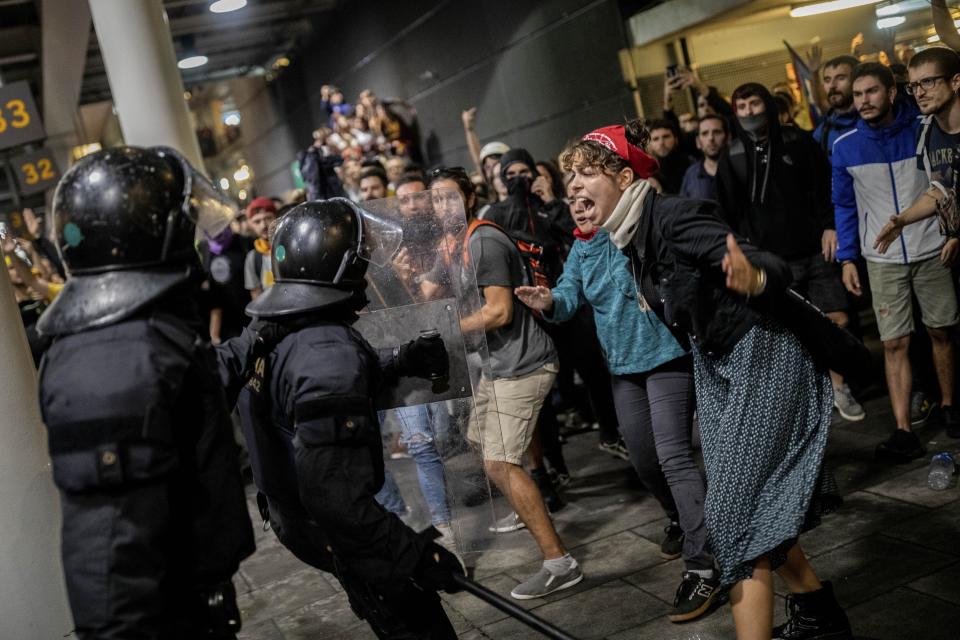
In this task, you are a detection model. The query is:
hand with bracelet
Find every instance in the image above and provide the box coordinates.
[722,233,767,296]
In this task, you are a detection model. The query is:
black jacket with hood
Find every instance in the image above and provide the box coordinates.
[484,148,573,281]
[716,84,834,261]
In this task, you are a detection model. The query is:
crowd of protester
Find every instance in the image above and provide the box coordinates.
[7,13,960,640]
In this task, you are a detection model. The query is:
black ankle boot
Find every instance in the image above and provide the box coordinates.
[531,467,565,512]
[772,581,852,640]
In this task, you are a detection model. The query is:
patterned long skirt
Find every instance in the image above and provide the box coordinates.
[692,317,833,586]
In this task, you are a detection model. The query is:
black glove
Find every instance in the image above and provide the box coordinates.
[248,319,292,351]
[197,580,242,638]
[414,541,465,594]
[395,333,449,379]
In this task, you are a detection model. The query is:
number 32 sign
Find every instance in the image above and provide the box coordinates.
[11,149,60,195]
[0,81,45,151]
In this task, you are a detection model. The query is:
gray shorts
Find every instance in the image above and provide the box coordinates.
[866,257,959,341]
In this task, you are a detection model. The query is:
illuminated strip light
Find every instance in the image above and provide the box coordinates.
[876,1,929,18]
[876,15,906,28]
[790,0,882,18]
[210,0,247,13]
[178,55,208,70]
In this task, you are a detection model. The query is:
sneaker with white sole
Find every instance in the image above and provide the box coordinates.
[488,511,525,533]
[598,438,631,461]
[833,384,865,422]
[510,563,584,600]
[434,523,457,551]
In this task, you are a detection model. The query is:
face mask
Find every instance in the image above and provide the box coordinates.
[738,112,768,138]
[505,175,533,197]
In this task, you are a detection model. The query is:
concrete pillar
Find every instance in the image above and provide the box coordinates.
[88,0,205,172]
[42,0,92,174]
[0,267,73,636]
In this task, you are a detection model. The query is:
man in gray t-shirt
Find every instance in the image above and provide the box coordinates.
[407,175,579,600]
[466,225,555,378]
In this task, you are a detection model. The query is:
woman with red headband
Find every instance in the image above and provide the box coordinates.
[551,120,851,640]
[516,165,718,622]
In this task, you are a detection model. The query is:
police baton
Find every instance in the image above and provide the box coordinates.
[450,573,581,640]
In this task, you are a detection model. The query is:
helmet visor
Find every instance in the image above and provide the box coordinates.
[153,147,237,240]
[356,204,403,267]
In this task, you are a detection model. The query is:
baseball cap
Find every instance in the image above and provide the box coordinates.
[479,141,510,162]
[246,196,277,216]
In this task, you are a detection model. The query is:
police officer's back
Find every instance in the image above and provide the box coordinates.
[218,200,463,639]
[36,147,255,639]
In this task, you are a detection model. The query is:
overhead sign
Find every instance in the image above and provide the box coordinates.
[11,149,60,195]
[0,81,45,151]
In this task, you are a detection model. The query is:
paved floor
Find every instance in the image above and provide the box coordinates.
[235,391,960,640]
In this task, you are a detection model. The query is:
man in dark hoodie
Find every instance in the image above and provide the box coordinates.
[484,148,573,255]
[717,82,866,422]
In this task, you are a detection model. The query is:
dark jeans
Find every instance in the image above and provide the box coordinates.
[612,357,713,571]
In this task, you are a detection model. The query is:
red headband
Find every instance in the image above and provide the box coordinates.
[582,125,659,179]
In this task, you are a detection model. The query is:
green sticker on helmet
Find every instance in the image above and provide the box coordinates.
[63,223,84,247]
[275,244,286,263]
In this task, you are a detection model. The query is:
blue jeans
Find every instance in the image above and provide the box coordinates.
[375,402,452,525]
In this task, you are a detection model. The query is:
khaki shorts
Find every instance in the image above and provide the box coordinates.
[866,257,959,341]
[468,361,558,465]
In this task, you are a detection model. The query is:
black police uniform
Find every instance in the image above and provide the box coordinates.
[36,147,254,639]
[217,199,461,640]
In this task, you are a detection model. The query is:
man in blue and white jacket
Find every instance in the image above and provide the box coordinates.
[832,62,957,463]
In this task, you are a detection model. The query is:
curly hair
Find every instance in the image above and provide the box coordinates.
[559,119,649,175]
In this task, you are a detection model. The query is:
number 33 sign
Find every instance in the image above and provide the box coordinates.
[11,149,60,195]
[0,81,45,150]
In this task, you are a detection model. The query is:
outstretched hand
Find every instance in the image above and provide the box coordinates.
[514,285,554,312]
[873,215,903,254]
[721,234,762,295]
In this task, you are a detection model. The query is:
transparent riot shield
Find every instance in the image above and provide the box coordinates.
[352,189,518,564]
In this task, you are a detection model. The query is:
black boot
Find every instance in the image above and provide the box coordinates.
[772,581,852,640]
[531,467,565,512]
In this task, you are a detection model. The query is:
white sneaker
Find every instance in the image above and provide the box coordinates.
[435,523,457,551]
[834,384,865,421]
[488,511,525,533]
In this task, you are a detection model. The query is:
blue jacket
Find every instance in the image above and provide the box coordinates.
[813,109,858,157]
[832,103,940,264]
[543,229,686,374]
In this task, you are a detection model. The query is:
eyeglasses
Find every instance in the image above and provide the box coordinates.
[905,75,947,96]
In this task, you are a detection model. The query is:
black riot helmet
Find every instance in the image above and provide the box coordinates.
[245,198,402,319]
[37,146,236,336]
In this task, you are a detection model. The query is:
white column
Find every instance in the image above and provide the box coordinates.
[42,0,92,173]
[0,267,73,635]
[88,0,205,172]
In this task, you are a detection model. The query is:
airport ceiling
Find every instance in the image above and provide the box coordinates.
[0,0,338,106]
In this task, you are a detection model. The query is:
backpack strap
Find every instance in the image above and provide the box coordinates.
[462,218,508,267]
[818,117,833,152]
[916,114,935,183]
[253,250,264,283]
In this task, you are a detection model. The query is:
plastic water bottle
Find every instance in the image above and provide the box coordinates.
[927,452,957,491]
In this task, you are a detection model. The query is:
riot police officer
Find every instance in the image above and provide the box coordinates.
[36,146,255,639]
[216,199,464,639]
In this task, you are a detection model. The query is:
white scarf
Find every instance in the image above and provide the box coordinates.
[602,179,652,249]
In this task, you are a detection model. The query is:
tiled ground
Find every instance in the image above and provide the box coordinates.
[235,393,960,639]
